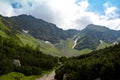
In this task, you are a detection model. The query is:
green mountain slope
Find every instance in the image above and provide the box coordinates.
[39,41,60,56]
[55,38,92,57]
[16,33,60,55]
[96,41,110,50]
[0,15,60,56]
[0,17,11,38]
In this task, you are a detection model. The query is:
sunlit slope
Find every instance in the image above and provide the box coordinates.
[55,38,92,57]
[0,16,60,56]
[16,33,60,56]
[0,17,11,38]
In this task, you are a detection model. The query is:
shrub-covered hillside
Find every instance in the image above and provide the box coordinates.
[55,43,120,80]
[0,37,58,76]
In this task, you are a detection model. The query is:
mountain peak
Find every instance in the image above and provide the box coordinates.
[85,24,109,31]
[17,14,36,19]
[17,14,33,17]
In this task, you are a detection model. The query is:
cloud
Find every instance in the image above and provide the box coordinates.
[94,2,120,30]
[104,2,119,19]
[0,1,15,16]
[0,0,120,30]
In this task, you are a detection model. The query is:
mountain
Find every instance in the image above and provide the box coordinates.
[65,29,80,38]
[1,14,120,56]
[6,14,79,44]
[0,15,20,41]
[74,24,120,50]
[0,14,82,56]
[0,15,59,79]
[0,15,60,56]
[3,14,81,56]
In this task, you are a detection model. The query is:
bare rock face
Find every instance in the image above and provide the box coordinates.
[13,59,21,67]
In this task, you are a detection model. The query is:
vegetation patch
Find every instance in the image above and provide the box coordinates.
[0,37,58,77]
[55,44,120,80]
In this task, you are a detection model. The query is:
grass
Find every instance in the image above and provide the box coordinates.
[79,48,92,55]
[55,38,92,57]
[0,69,55,80]
[55,38,78,57]
[39,41,60,56]
[0,72,46,80]
[21,76,37,80]
[16,33,60,56]
[0,17,11,38]
[0,30,9,38]
[0,17,11,32]
[0,72,25,80]
[97,42,110,50]
[16,33,40,48]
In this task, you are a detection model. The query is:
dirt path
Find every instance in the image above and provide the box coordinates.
[36,71,55,80]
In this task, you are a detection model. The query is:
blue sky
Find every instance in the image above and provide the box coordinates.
[11,2,22,8]
[0,0,120,30]
[87,0,120,14]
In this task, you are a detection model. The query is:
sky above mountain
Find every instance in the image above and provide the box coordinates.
[0,0,120,30]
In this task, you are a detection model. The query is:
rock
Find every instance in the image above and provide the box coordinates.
[13,59,21,67]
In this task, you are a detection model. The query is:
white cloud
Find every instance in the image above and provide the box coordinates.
[105,7,116,15]
[77,0,89,10]
[0,1,15,16]
[104,2,119,19]
[0,0,120,30]
[94,2,120,30]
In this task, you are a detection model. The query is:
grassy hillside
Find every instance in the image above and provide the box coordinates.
[0,72,45,80]
[16,33,60,56]
[55,38,92,57]
[0,17,11,38]
[39,41,60,56]
[0,72,25,80]
[97,41,110,50]
[78,48,92,55]
[0,30,10,38]
[16,33,40,47]
[0,16,60,56]
[0,17,11,32]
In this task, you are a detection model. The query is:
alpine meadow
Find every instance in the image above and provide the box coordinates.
[0,0,120,80]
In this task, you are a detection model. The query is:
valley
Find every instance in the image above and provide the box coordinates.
[0,14,120,80]
[4,14,119,57]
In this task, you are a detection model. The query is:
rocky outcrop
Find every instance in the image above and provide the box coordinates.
[13,59,21,67]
